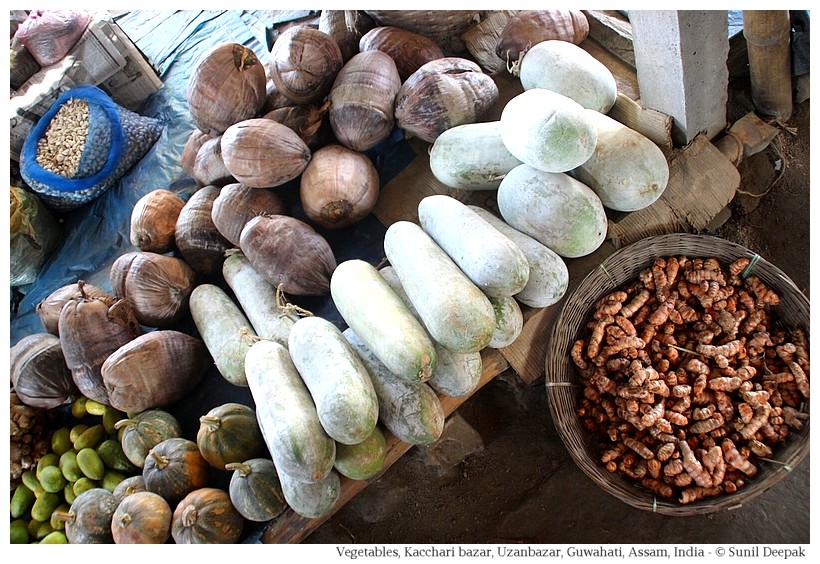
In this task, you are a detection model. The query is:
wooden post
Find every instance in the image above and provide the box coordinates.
[742,10,793,122]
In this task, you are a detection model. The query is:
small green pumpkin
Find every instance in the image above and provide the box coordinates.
[115,408,183,468]
[60,488,118,544]
[171,487,244,544]
[196,402,267,469]
[143,438,209,507]
[226,458,287,522]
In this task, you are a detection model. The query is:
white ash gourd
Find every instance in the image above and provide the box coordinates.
[499,88,598,173]
[428,121,522,191]
[383,221,496,354]
[417,194,530,298]
[331,259,437,383]
[497,164,608,259]
[486,295,524,349]
[344,327,446,445]
[467,205,569,309]
[277,467,341,519]
[518,40,618,113]
[189,283,256,387]
[288,316,379,445]
[569,109,670,212]
[379,266,483,399]
[221,253,298,348]
[244,340,336,484]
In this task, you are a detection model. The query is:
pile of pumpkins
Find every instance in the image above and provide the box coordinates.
[9,9,673,543]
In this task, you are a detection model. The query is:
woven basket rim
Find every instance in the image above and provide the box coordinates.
[545,233,810,516]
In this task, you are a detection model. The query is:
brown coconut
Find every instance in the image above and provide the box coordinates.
[395,57,499,143]
[211,183,288,247]
[192,135,236,187]
[36,281,115,336]
[262,100,331,150]
[359,26,445,82]
[299,144,380,230]
[130,189,186,253]
[110,251,197,328]
[175,186,231,275]
[329,50,401,152]
[181,129,212,177]
[10,333,79,409]
[318,10,377,63]
[102,331,212,413]
[268,25,344,105]
[496,10,589,66]
[187,42,267,135]
[221,118,311,188]
[58,293,142,406]
[239,215,337,296]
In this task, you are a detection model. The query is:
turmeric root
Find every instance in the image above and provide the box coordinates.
[721,438,758,476]
[679,440,713,488]
[745,275,781,307]
[696,339,745,358]
[680,486,723,504]
[620,289,651,319]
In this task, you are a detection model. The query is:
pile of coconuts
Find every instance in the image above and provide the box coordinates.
[179,10,533,298]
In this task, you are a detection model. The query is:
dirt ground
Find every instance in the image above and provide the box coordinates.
[304,84,811,545]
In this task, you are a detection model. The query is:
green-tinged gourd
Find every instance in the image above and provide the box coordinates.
[418,194,530,298]
[499,88,598,173]
[112,475,147,504]
[334,425,387,480]
[278,468,341,519]
[60,488,117,544]
[429,121,522,190]
[331,258,437,383]
[111,491,172,544]
[189,283,256,387]
[467,206,569,308]
[288,316,379,445]
[344,328,445,445]
[142,438,209,507]
[497,164,607,258]
[171,487,244,544]
[570,109,670,212]
[383,221,495,353]
[115,409,183,469]
[244,340,336,483]
[519,40,618,113]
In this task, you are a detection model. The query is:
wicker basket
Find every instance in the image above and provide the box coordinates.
[545,233,810,515]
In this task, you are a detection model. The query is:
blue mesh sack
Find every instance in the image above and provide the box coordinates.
[19,85,163,212]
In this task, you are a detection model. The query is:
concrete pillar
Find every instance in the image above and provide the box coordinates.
[629,11,730,146]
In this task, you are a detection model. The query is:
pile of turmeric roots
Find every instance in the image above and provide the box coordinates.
[572,255,810,504]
